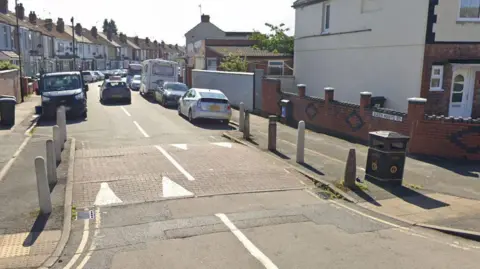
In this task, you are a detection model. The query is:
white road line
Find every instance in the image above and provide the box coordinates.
[120,107,131,117]
[76,207,101,269]
[216,213,278,269]
[155,145,195,181]
[0,135,32,182]
[133,121,150,138]
[63,210,90,269]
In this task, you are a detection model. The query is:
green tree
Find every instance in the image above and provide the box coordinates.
[250,23,294,54]
[108,19,118,34]
[102,19,109,33]
[219,53,248,72]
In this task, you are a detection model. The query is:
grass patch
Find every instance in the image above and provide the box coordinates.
[405,183,423,190]
[334,179,369,192]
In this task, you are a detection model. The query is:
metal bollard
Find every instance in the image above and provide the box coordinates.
[243,111,250,139]
[35,157,52,214]
[53,125,61,163]
[239,102,245,132]
[296,121,305,163]
[46,139,57,185]
[268,115,277,151]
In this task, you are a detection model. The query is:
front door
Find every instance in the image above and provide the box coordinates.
[449,69,474,117]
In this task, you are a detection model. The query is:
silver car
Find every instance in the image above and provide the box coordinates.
[99,79,131,104]
[178,88,231,124]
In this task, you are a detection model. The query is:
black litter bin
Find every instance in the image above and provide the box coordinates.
[365,131,410,185]
[0,95,16,126]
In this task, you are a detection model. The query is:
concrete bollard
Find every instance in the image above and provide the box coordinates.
[243,111,250,140]
[57,106,67,145]
[239,102,245,132]
[35,157,52,214]
[53,125,61,163]
[46,139,57,185]
[344,148,357,188]
[296,121,305,163]
[268,116,277,151]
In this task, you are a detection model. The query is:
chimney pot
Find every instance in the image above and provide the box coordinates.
[56,18,65,33]
[91,26,97,38]
[28,11,37,24]
[201,14,210,23]
[45,18,53,31]
[15,3,25,20]
[75,23,82,36]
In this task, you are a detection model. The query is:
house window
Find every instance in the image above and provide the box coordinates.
[459,0,480,21]
[322,2,331,32]
[430,65,444,91]
[268,60,284,76]
[58,43,65,53]
[207,58,217,70]
[3,25,8,48]
[88,45,91,53]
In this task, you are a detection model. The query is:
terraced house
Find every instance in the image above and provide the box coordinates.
[293,0,480,118]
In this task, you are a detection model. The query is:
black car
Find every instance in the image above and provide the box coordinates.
[37,71,88,119]
[154,82,189,107]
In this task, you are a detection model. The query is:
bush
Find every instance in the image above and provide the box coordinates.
[0,61,18,71]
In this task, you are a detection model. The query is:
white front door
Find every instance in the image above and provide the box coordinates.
[449,69,474,117]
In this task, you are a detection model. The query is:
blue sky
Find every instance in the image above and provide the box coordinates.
[12,0,296,45]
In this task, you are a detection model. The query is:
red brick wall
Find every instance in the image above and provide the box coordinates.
[263,79,480,160]
[422,44,480,116]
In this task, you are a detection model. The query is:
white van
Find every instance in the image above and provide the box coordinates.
[139,59,179,96]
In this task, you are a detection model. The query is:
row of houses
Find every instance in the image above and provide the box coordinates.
[0,0,185,75]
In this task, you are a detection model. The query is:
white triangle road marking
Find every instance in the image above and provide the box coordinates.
[172,144,188,150]
[211,142,232,148]
[94,182,123,206]
[162,176,194,198]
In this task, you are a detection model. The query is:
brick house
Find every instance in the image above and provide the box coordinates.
[293,0,480,117]
[204,39,293,75]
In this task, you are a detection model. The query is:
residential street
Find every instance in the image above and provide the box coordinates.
[23,82,478,268]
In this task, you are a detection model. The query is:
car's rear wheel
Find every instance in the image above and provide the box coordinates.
[177,105,181,116]
[188,109,194,123]
[161,96,166,107]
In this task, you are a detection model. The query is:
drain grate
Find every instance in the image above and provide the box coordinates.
[76,210,95,220]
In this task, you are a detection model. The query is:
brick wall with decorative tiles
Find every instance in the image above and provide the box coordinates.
[421,44,480,117]
[263,78,480,160]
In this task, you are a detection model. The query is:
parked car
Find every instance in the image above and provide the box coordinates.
[155,82,188,107]
[94,71,105,81]
[82,71,95,83]
[37,71,88,119]
[178,88,231,124]
[130,75,142,91]
[99,78,131,104]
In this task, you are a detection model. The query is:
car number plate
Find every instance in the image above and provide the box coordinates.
[112,95,122,98]
[210,105,220,111]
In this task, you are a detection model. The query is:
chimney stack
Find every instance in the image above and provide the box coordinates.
[28,11,37,24]
[75,23,82,36]
[56,18,65,33]
[107,29,112,40]
[134,36,139,45]
[91,26,97,38]
[201,14,210,23]
[146,37,150,45]
[15,3,25,20]
[44,18,53,31]
[0,0,8,14]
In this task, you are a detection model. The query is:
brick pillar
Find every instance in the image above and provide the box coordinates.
[262,78,281,115]
[360,91,372,116]
[324,87,334,113]
[407,97,427,153]
[472,71,480,118]
[297,84,306,98]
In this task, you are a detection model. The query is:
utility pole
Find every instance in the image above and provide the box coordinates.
[15,0,24,102]
[71,17,76,70]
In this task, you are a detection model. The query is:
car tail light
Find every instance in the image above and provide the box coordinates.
[227,104,231,110]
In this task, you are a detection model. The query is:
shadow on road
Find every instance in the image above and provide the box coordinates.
[100,100,131,106]
[22,212,50,247]
[193,119,236,131]
[299,162,325,176]
[37,117,85,127]
[140,93,157,104]
[409,155,480,179]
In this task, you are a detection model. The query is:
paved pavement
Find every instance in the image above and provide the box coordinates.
[4,83,480,268]
[228,109,480,234]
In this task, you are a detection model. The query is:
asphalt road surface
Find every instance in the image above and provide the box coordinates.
[32,82,480,269]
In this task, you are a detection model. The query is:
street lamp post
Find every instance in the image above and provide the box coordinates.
[15,0,24,102]
[70,17,76,70]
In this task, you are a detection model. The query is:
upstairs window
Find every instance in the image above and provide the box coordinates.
[459,0,480,21]
[322,2,331,33]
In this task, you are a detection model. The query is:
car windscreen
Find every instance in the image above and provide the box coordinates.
[128,69,142,76]
[199,92,226,99]
[164,83,188,92]
[43,75,81,92]
[82,72,90,76]
[105,82,127,88]
[152,64,174,76]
